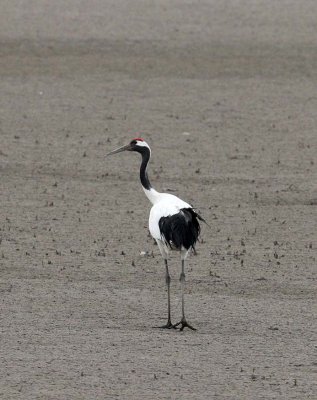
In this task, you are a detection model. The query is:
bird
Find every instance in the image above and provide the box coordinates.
[107,138,205,331]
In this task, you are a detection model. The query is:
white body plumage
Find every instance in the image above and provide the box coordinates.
[143,188,192,250]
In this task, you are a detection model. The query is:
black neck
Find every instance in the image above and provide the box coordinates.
[138,147,152,190]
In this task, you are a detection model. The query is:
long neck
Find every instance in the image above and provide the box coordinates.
[139,147,160,204]
[140,148,151,190]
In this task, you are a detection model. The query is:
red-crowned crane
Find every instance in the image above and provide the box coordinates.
[107,138,205,331]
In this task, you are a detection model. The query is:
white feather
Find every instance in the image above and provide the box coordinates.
[148,192,192,240]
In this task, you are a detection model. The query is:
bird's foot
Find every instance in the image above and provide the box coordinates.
[173,318,197,331]
[156,320,177,329]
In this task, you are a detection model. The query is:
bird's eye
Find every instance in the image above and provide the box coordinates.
[131,140,137,145]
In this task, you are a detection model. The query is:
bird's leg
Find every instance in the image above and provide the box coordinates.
[173,259,196,331]
[159,259,176,329]
[165,259,172,325]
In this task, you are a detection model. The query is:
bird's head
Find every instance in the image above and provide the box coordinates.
[107,138,150,156]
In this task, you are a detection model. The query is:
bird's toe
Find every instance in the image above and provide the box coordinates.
[156,321,177,329]
[173,318,197,331]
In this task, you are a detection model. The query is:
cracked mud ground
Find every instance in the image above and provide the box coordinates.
[0,1,316,399]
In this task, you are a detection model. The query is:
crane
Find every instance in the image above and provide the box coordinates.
[107,138,205,331]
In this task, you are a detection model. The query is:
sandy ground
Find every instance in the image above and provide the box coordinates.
[0,1,316,399]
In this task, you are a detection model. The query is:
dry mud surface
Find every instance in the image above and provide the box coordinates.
[0,1,316,399]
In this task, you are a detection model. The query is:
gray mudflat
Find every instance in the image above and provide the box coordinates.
[0,1,316,399]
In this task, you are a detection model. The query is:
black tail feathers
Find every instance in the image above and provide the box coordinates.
[159,208,204,250]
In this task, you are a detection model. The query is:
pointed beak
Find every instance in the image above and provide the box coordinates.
[106,143,132,156]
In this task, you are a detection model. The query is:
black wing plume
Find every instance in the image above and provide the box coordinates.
[159,208,203,250]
